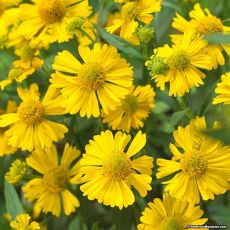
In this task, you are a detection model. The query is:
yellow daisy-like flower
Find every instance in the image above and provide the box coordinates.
[213,72,230,105]
[172,3,230,69]
[102,85,155,132]
[0,0,21,37]
[106,12,140,45]
[51,43,133,117]
[138,193,208,230]
[23,143,81,217]
[0,101,17,156]
[80,130,153,209]
[0,84,68,151]
[10,213,40,230]
[157,117,230,203]
[106,0,161,39]
[147,33,212,96]
[19,0,92,44]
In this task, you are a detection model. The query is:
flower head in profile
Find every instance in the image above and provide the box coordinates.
[213,72,230,105]
[0,38,43,90]
[10,213,40,230]
[19,0,92,44]
[0,101,17,157]
[107,0,161,39]
[157,117,230,203]
[23,143,81,217]
[172,3,230,68]
[138,193,208,230]
[51,43,133,117]
[147,33,212,96]
[80,130,153,209]
[0,84,68,151]
[102,85,155,132]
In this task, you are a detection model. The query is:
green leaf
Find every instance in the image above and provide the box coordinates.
[91,221,100,230]
[95,26,144,60]
[68,214,87,230]
[204,33,230,44]
[4,180,24,219]
[170,109,189,127]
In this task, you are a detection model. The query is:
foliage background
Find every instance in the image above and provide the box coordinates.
[0,0,230,229]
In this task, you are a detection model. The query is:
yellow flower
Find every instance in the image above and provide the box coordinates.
[10,213,40,230]
[213,72,230,105]
[147,33,212,96]
[138,193,208,230]
[172,3,230,69]
[80,130,153,209]
[19,0,92,44]
[156,117,230,203]
[0,0,21,37]
[106,12,140,45]
[102,85,155,132]
[0,101,17,156]
[23,143,81,217]
[5,159,27,185]
[106,0,161,39]
[51,43,133,117]
[0,84,68,151]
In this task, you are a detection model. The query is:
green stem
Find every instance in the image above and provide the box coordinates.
[79,28,95,43]
[177,96,194,120]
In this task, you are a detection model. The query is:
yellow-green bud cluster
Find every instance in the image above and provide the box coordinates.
[5,159,28,185]
[136,25,155,43]
[66,17,85,35]
[146,56,168,77]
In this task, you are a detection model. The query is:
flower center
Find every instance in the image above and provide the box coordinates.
[78,63,105,91]
[0,3,5,16]
[38,0,66,24]
[181,152,208,177]
[103,152,132,180]
[162,217,183,230]
[43,166,68,193]
[196,16,223,35]
[121,94,138,114]
[17,100,46,126]
[168,50,191,70]
[122,2,138,20]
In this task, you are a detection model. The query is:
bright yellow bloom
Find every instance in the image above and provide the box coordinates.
[102,85,155,132]
[172,3,230,69]
[0,84,68,151]
[147,33,212,96]
[5,159,27,185]
[106,0,161,39]
[213,72,230,105]
[51,43,133,117]
[138,193,208,230]
[80,130,153,209]
[19,0,92,44]
[157,117,230,203]
[0,101,17,156]
[10,213,40,230]
[106,12,140,45]
[23,143,81,217]
[0,0,21,38]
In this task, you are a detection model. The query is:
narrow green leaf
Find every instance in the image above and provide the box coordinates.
[204,33,230,44]
[91,221,100,230]
[4,180,24,219]
[162,1,182,14]
[68,214,87,230]
[95,26,144,60]
[170,109,189,127]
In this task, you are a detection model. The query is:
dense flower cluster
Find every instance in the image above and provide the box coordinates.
[0,0,229,229]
